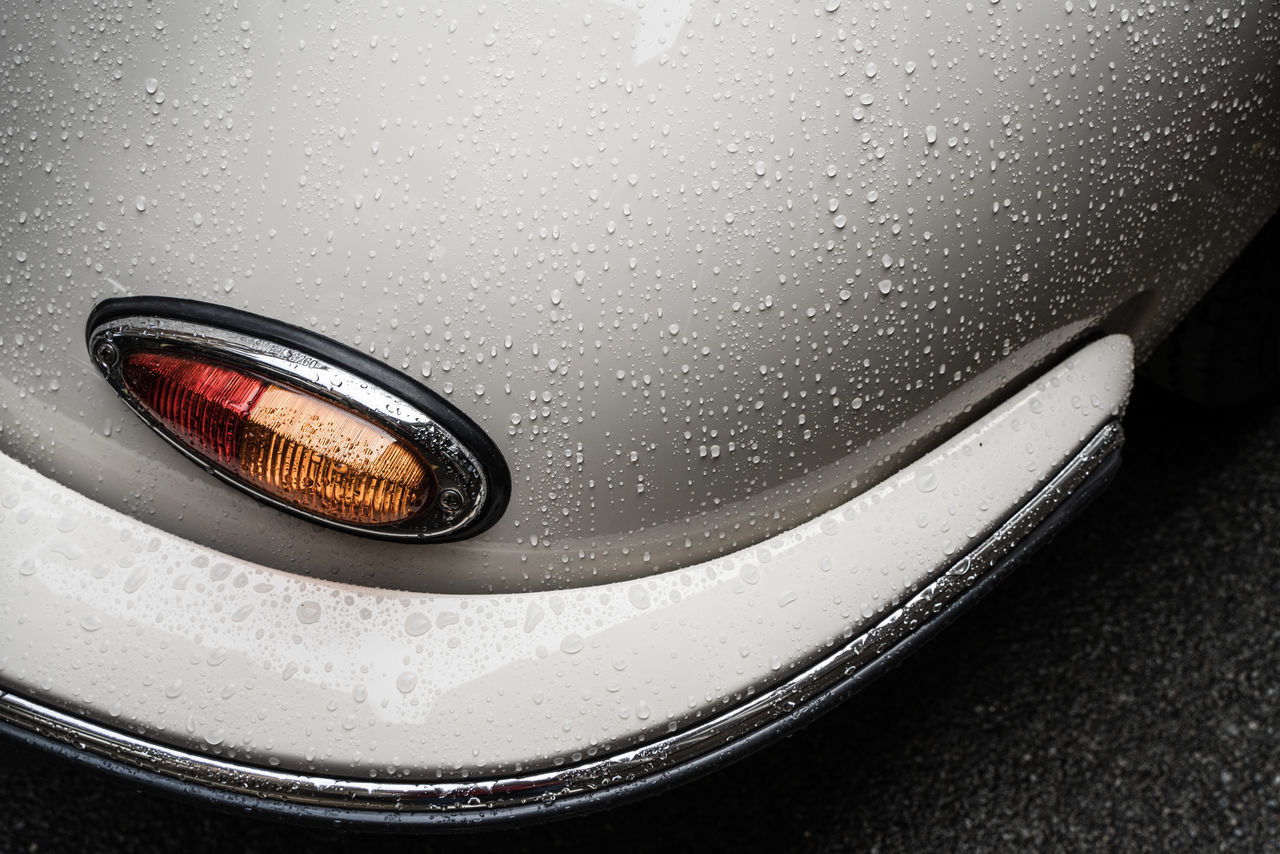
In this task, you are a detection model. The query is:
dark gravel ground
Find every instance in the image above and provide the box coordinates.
[3,384,1279,854]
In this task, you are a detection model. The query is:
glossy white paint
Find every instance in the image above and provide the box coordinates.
[1,2,1277,592]
[0,336,1131,777]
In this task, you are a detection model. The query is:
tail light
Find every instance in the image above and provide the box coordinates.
[122,351,435,526]
[86,298,508,542]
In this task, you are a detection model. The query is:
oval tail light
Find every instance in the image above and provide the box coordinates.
[86,298,509,542]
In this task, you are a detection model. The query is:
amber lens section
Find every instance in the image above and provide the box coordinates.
[238,387,434,525]
[121,350,435,527]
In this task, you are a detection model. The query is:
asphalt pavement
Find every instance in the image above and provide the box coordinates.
[2,383,1278,853]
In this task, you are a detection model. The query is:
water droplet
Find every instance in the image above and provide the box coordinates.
[628,584,651,610]
[524,602,545,633]
[123,566,148,593]
[296,601,321,624]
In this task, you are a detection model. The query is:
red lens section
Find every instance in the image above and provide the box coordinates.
[122,351,267,462]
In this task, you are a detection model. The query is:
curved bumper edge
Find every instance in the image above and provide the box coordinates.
[0,421,1122,829]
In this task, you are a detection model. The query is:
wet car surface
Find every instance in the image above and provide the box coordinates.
[4,384,1277,850]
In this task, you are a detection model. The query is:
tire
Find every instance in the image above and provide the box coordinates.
[1145,214,1280,407]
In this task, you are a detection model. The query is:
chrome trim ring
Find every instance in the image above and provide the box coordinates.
[0,422,1123,825]
[87,313,492,541]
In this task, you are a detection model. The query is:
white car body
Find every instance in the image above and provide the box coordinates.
[2,0,1278,824]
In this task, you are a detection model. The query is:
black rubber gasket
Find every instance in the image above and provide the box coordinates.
[85,296,510,542]
[0,444,1121,831]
